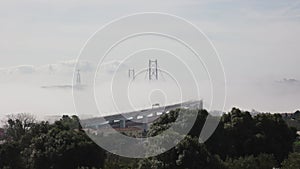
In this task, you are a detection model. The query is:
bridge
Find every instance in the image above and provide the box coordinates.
[81,100,203,132]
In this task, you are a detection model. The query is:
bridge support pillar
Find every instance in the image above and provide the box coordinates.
[120,120,126,128]
[142,116,148,131]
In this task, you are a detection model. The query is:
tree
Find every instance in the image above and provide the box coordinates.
[206,108,297,163]
[104,153,140,169]
[294,141,300,153]
[173,136,225,169]
[1,109,298,169]
[206,108,255,159]
[4,113,36,141]
[253,113,297,162]
[55,115,82,130]
[139,136,225,169]
[23,116,105,169]
[281,153,300,169]
[0,142,24,169]
[138,158,163,169]
[225,154,277,169]
[147,109,179,137]
[143,114,226,169]
[0,113,36,169]
[1,114,106,169]
[293,110,300,120]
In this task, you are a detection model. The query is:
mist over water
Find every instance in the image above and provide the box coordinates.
[0,67,213,122]
[0,59,299,123]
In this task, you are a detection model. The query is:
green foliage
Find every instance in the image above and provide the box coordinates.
[144,108,297,168]
[225,154,277,169]
[174,136,225,169]
[252,113,296,162]
[103,153,139,169]
[206,108,297,162]
[148,109,209,138]
[281,153,300,169]
[0,142,23,169]
[139,136,225,169]
[5,113,36,142]
[138,158,163,169]
[294,141,300,153]
[54,115,82,130]
[293,110,300,120]
[213,108,255,158]
[0,108,298,169]
[147,109,179,137]
[283,110,300,130]
[23,129,105,169]
[0,114,105,169]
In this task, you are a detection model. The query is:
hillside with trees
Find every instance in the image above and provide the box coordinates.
[0,108,299,169]
[283,110,300,130]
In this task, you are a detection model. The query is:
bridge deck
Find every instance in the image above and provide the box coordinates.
[81,100,203,129]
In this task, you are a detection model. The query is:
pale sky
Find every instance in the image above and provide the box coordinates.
[1,0,300,120]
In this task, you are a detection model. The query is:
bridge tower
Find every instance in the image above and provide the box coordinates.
[128,69,135,80]
[76,69,81,85]
[148,59,158,80]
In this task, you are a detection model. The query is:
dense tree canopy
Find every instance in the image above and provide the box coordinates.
[206,108,297,162]
[0,108,298,169]
[281,153,300,169]
[224,154,277,169]
[144,108,297,168]
[0,115,105,169]
[139,136,225,169]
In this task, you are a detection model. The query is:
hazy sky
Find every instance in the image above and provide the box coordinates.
[1,0,300,120]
